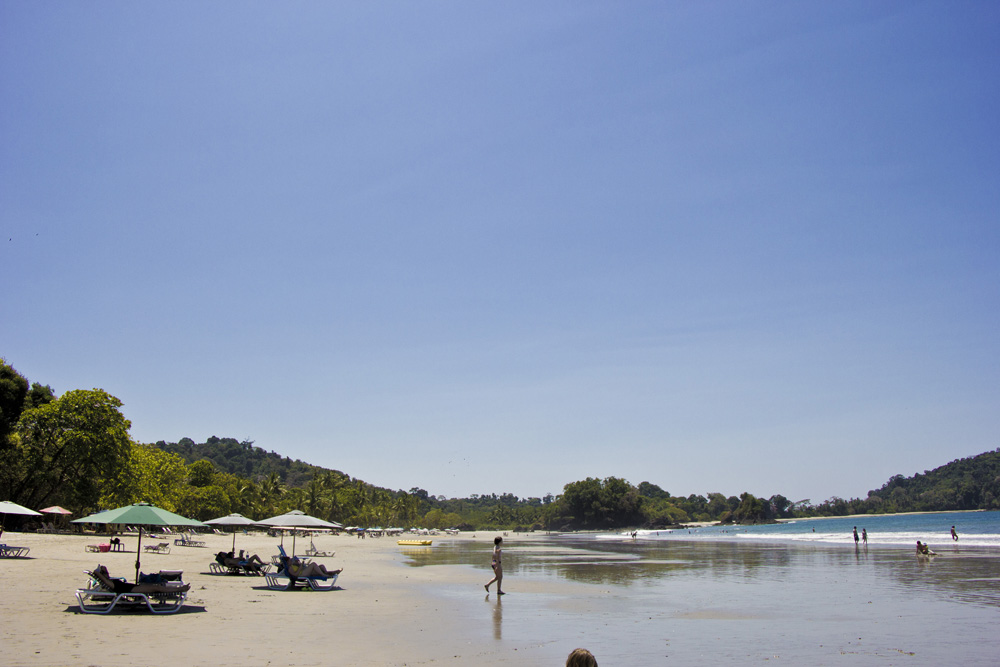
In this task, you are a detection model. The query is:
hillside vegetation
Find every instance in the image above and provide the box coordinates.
[3,358,997,531]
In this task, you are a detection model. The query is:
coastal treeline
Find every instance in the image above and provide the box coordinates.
[3,358,998,531]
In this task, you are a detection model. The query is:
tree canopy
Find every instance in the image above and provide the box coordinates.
[1,357,997,531]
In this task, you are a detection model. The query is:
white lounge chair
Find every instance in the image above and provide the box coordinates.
[76,566,188,614]
[144,542,171,554]
[264,569,341,591]
[304,538,335,558]
[0,544,30,558]
[174,533,206,548]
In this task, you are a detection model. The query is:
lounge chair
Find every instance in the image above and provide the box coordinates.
[76,565,189,614]
[174,533,206,548]
[305,538,335,558]
[264,568,341,591]
[265,552,341,591]
[144,542,171,554]
[210,551,270,576]
[270,544,299,566]
[0,544,30,558]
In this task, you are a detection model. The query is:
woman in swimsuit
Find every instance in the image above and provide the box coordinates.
[485,536,504,595]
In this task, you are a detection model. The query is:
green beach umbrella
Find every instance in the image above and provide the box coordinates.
[72,502,205,582]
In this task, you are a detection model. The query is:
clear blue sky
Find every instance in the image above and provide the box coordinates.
[3,2,998,505]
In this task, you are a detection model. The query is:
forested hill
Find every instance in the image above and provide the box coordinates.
[862,448,1000,513]
[8,351,994,530]
[153,436,345,490]
[156,436,1000,520]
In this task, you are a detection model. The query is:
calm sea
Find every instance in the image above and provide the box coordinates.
[611,509,1000,547]
[405,511,1000,665]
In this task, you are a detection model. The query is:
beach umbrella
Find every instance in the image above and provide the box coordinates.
[39,505,73,531]
[72,502,205,582]
[256,510,342,556]
[0,500,43,532]
[206,512,258,551]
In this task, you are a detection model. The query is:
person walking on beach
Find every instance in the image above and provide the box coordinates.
[853,526,859,546]
[951,526,959,541]
[485,536,504,595]
[862,528,868,545]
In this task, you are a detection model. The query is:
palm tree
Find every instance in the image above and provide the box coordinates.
[306,477,324,516]
[258,472,285,516]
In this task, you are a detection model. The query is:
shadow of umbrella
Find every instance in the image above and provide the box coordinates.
[205,513,257,552]
[72,502,205,582]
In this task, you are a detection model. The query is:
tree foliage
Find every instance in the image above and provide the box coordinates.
[2,359,998,532]
[4,388,133,510]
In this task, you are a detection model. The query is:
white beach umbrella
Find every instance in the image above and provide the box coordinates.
[206,513,258,551]
[256,510,342,556]
[0,500,43,517]
[0,500,43,532]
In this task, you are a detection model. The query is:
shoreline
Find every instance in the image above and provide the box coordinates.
[775,508,989,522]
[2,527,999,665]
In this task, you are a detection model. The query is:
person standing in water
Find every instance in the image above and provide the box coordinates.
[853,526,859,546]
[951,526,959,541]
[862,528,868,545]
[485,536,504,595]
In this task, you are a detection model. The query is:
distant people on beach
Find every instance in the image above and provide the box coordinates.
[853,526,859,546]
[861,528,868,545]
[951,526,958,541]
[485,536,504,595]
[916,541,934,556]
[566,648,598,666]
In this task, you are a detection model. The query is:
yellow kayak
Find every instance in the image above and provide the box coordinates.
[397,539,432,546]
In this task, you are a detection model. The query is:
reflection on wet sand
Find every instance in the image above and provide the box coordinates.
[410,537,1000,608]
[404,535,1000,665]
[489,594,502,640]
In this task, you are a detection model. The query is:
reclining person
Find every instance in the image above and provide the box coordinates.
[217,550,265,573]
[91,565,190,594]
[283,555,342,579]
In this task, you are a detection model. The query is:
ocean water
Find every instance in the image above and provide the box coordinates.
[611,510,1000,548]
[405,513,1000,665]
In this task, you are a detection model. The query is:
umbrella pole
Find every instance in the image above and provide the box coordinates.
[135,527,143,583]
[232,530,237,552]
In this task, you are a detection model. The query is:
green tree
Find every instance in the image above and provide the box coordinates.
[25,382,55,410]
[188,459,217,487]
[101,442,188,511]
[560,477,644,529]
[4,389,133,510]
[0,358,29,447]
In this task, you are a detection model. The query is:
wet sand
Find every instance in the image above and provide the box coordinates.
[2,530,998,665]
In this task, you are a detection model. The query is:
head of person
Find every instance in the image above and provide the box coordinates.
[494,536,502,545]
[566,648,598,667]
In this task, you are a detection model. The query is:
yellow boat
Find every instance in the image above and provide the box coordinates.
[397,539,432,546]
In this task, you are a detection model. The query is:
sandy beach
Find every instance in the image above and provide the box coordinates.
[1,530,579,666]
[3,528,999,666]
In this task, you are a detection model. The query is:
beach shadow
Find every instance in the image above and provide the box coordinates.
[62,604,208,615]
[249,584,345,592]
